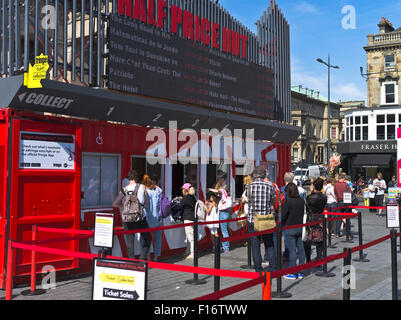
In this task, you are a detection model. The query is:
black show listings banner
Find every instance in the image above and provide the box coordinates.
[108,14,274,120]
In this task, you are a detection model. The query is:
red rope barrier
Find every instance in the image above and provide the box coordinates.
[193,276,264,300]
[351,234,392,254]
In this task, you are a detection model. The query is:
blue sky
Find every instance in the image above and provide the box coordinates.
[217,0,401,104]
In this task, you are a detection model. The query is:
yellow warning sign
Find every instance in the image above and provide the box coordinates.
[23,54,49,88]
[99,272,135,286]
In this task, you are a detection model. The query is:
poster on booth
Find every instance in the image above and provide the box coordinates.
[388,188,401,199]
[19,131,75,170]
[92,258,147,300]
[94,213,115,249]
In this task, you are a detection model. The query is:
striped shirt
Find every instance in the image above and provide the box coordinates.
[244,178,275,223]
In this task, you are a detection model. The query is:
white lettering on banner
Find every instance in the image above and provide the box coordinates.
[21,92,74,109]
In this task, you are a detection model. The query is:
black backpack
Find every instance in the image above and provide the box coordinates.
[170,197,184,222]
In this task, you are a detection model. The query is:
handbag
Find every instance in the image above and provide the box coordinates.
[304,201,323,244]
[249,185,277,232]
[237,203,248,228]
[218,189,232,211]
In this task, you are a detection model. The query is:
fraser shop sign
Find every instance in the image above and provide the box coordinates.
[117,0,249,59]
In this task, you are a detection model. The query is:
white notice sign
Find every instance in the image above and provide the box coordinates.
[92,258,147,300]
[94,213,115,249]
[343,192,352,204]
[19,131,75,170]
[386,205,400,229]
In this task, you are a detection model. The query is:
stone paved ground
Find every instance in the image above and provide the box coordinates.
[1,208,401,300]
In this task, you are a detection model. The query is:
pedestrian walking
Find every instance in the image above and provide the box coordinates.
[244,166,276,273]
[281,183,306,280]
[175,183,197,260]
[304,178,327,264]
[142,174,163,262]
[112,170,153,260]
[373,173,387,217]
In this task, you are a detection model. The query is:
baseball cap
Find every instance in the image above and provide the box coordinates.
[181,183,192,190]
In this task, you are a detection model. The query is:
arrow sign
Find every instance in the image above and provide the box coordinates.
[18,92,27,102]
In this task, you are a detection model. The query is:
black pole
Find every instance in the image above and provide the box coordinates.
[316,216,335,277]
[214,236,221,292]
[241,234,254,269]
[353,211,369,262]
[391,229,398,300]
[271,224,292,298]
[186,219,207,285]
[342,206,354,244]
[342,248,352,301]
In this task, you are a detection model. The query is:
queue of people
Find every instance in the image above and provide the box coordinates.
[111,166,365,281]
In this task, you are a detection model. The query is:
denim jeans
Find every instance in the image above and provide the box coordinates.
[248,222,276,273]
[326,202,337,234]
[284,228,306,268]
[219,210,230,252]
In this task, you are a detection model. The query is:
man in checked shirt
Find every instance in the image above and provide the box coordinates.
[244,166,277,273]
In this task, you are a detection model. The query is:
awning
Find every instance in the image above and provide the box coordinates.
[0,75,302,144]
[352,154,393,168]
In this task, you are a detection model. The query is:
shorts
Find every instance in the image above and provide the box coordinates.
[374,194,384,207]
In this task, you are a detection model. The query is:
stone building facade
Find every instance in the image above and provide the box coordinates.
[364,18,401,107]
[290,85,342,169]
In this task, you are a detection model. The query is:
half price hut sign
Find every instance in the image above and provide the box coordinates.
[117,0,249,59]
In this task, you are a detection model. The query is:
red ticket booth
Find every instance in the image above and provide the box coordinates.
[0,108,82,288]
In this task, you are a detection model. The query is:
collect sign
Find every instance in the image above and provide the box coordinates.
[92,258,147,300]
[108,14,274,119]
[94,213,115,249]
[19,132,75,170]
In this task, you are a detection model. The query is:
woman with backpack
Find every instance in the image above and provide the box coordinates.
[142,174,163,262]
[175,183,197,260]
[112,170,152,260]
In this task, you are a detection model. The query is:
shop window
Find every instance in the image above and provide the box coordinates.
[355,127,361,141]
[293,148,299,162]
[387,125,396,140]
[377,115,385,123]
[349,127,354,141]
[131,156,163,187]
[317,147,324,163]
[363,126,368,140]
[355,116,361,125]
[387,114,396,123]
[171,163,198,198]
[82,154,120,208]
[363,116,368,124]
[350,117,353,125]
[346,128,350,141]
[377,125,385,140]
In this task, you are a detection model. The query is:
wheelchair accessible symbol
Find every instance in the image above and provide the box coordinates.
[96,132,104,145]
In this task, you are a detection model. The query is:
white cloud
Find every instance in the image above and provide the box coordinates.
[293,1,319,14]
[332,83,365,102]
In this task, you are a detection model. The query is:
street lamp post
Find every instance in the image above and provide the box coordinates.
[317,55,339,171]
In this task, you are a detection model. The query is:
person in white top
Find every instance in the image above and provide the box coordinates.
[373,173,387,217]
[324,177,337,236]
[205,192,220,250]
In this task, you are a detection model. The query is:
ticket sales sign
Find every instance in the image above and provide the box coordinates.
[108,13,274,119]
[92,258,148,300]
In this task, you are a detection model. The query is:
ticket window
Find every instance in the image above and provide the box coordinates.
[131,156,164,188]
[207,162,229,190]
[172,163,198,198]
[81,153,121,208]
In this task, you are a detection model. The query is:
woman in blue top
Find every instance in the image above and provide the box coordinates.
[142,174,163,262]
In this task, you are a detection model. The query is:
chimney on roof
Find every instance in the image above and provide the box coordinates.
[378,17,394,33]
